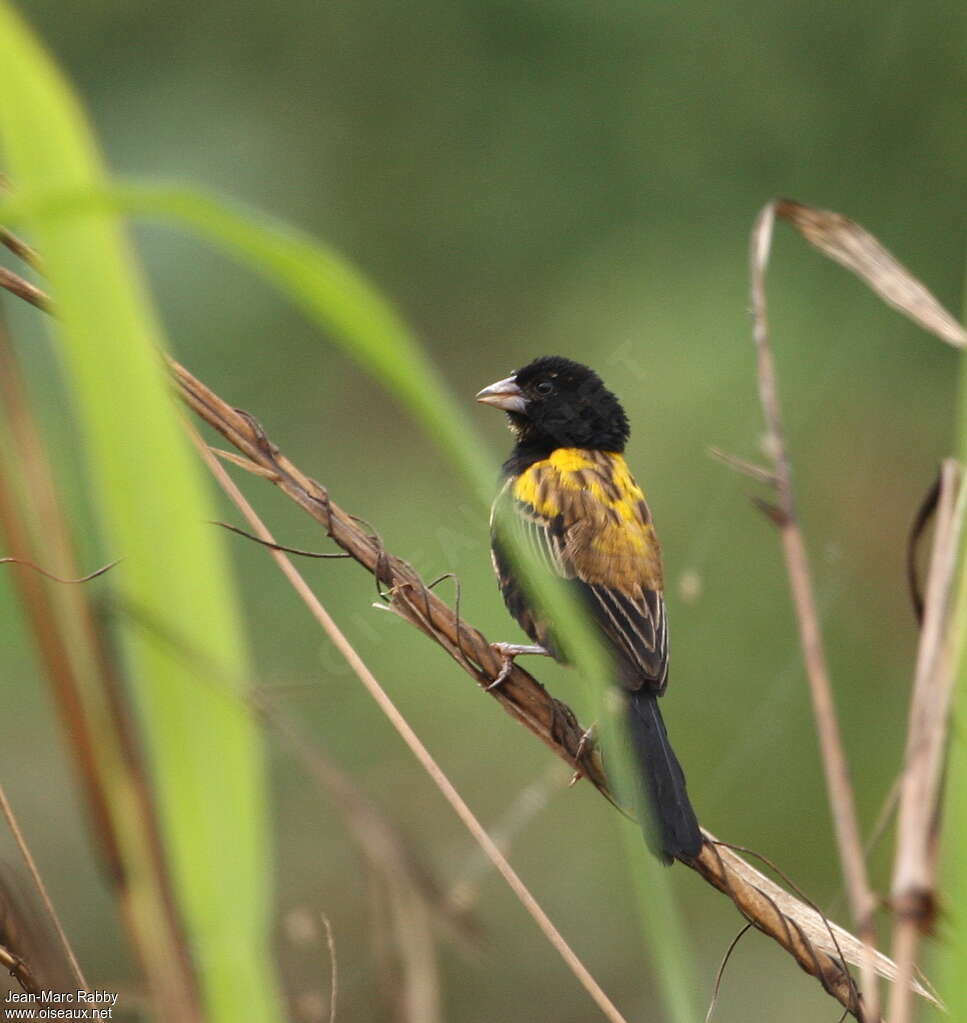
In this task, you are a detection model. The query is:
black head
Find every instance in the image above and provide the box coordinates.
[476,356,630,458]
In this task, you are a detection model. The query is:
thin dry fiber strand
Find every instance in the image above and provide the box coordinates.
[257,691,483,958]
[0,869,86,999]
[251,690,472,1023]
[0,784,88,991]
[0,876,45,998]
[0,215,948,1019]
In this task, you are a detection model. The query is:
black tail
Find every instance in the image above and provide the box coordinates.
[627,689,703,863]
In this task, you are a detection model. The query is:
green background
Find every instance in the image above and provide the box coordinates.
[1,1,963,1020]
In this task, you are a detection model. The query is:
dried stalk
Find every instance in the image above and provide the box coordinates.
[264,700,449,1023]
[0,943,42,998]
[745,198,967,1021]
[0,267,47,311]
[888,460,966,1023]
[0,877,48,998]
[751,202,881,1019]
[0,783,88,990]
[692,837,937,1017]
[0,224,943,1020]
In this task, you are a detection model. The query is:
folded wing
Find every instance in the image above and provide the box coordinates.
[491,452,668,692]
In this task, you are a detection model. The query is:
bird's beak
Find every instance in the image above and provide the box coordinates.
[475,375,526,414]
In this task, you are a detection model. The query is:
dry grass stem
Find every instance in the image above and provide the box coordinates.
[707,446,778,486]
[0,226,42,269]
[0,879,47,998]
[189,426,631,1023]
[210,447,279,479]
[751,202,881,1020]
[0,314,203,1020]
[0,943,42,998]
[888,460,966,1023]
[749,198,967,1020]
[254,683,480,1010]
[694,838,935,1012]
[828,771,904,921]
[321,913,337,1023]
[0,783,89,990]
[0,266,48,311]
[446,763,568,914]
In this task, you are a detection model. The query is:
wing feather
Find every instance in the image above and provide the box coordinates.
[491,451,669,692]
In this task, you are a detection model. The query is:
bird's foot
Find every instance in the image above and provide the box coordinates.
[486,643,552,691]
[569,723,597,786]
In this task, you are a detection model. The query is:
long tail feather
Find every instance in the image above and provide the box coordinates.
[627,690,703,863]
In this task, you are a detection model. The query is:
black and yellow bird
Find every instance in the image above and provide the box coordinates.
[476,355,702,863]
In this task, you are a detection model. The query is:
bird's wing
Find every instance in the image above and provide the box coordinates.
[493,451,668,692]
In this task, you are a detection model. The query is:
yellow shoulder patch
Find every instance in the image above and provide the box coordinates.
[514,449,646,517]
[510,449,663,590]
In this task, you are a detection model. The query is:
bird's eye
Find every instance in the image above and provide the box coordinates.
[535,380,554,395]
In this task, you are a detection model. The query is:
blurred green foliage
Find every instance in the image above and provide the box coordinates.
[1,1,963,1020]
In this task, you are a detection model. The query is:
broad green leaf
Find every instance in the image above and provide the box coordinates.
[0,6,282,1020]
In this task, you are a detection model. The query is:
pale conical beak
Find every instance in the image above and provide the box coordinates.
[475,375,526,414]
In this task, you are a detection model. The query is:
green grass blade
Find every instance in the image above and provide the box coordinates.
[0,7,282,1021]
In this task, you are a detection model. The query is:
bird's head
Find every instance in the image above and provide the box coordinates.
[475,355,630,453]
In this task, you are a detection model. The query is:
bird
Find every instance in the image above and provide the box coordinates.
[475,355,703,863]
